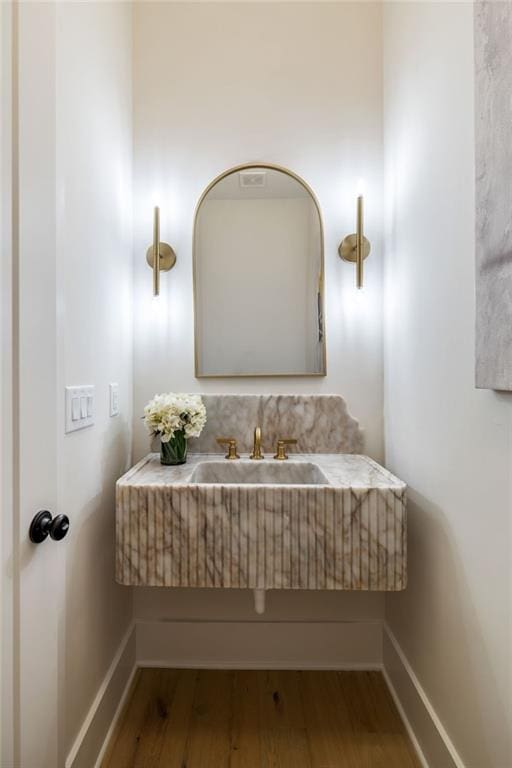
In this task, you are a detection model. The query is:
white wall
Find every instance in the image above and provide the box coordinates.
[383,3,512,766]
[55,3,133,762]
[132,0,384,629]
[132,1,383,458]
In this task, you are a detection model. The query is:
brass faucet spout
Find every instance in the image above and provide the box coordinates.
[250,426,264,460]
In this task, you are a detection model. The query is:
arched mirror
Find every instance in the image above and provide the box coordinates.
[193,164,326,377]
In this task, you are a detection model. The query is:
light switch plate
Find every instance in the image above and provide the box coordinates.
[109,383,119,417]
[65,385,94,433]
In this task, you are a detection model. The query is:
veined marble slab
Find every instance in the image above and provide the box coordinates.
[116,453,406,592]
[475,2,512,389]
[187,394,364,455]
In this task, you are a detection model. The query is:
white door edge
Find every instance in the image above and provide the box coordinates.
[1,3,16,764]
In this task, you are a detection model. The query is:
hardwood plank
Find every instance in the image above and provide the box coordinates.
[229,670,261,768]
[365,673,420,766]
[102,668,162,768]
[132,669,181,768]
[299,670,360,768]
[357,733,420,768]
[153,669,199,767]
[181,669,234,767]
[104,669,421,768]
[258,670,312,768]
[258,671,307,729]
[337,672,373,734]
[336,672,420,768]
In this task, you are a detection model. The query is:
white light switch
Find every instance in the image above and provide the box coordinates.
[65,385,94,433]
[71,397,80,421]
[109,383,119,417]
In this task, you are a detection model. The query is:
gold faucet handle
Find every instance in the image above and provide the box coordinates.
[274,438,297,461]
[216,437,240,460]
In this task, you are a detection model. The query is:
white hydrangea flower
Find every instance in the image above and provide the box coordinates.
[143,393,206,442]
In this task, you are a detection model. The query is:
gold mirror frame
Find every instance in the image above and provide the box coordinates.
[192,162,327,378]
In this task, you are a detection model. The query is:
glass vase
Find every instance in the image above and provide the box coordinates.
[160,430,187,465]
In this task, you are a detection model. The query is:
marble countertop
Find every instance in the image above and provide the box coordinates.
[118,452,406,491]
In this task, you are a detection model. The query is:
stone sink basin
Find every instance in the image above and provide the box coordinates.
[116,453,407,592]
[190,460,329,485]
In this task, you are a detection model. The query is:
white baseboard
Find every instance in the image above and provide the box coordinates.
[136,619,383,669]
[383,623,465,768]
[382,658,430,768]
[65,622,136,768]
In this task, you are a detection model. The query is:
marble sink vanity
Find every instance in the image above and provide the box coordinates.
[116,395,407,599]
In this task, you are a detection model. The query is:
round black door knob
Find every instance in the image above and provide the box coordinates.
[50,514,70,541]
[29,510,70,544]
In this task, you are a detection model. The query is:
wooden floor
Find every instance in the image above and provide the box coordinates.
[102,669,421,768]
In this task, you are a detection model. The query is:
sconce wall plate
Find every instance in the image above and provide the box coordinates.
[146,206,176,296]
[146,242,176,272]
[339,195,371,289]
[338,234,371,263]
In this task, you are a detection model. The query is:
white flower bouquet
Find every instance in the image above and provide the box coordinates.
[144,393,206,465]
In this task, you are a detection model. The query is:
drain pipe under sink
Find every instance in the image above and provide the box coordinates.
[253,589,266,615]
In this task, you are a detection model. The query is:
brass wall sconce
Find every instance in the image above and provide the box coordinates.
[338,195,371,289]
[146,206,176,296]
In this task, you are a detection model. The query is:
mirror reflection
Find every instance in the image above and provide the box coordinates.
[193,165,326,377]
